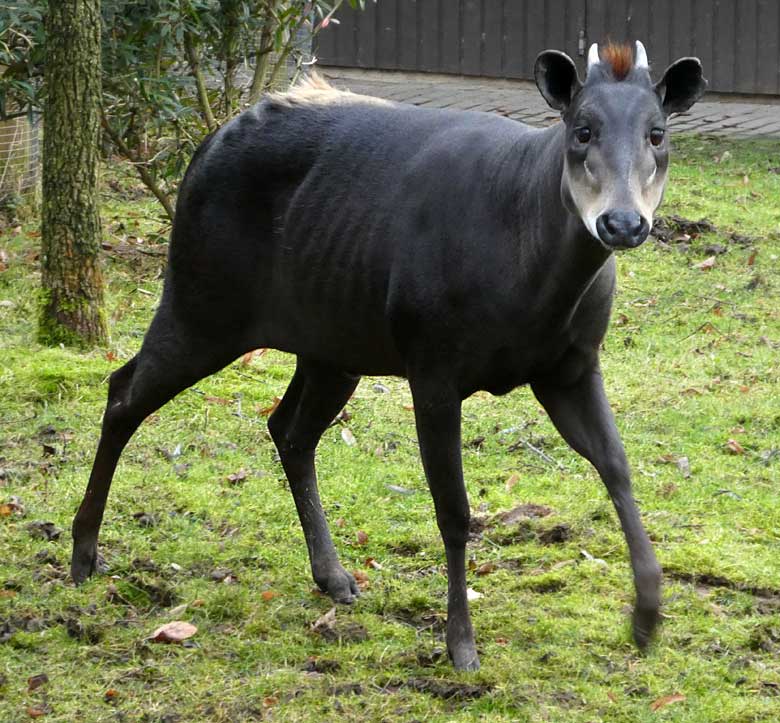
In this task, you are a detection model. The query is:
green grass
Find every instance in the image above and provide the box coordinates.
[1,134,779,722]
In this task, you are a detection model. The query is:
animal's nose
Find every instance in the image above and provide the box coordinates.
[596,210,649,249]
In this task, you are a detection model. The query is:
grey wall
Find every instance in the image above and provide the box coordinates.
[317,1,780,95]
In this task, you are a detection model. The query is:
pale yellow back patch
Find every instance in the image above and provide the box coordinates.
[269,72,391,108]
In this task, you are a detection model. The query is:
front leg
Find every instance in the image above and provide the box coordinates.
[409,376,479,671]
[532,367,662,649]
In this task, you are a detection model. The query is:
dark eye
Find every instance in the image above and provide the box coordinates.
[649,128,665,147]
[575,127,591,144]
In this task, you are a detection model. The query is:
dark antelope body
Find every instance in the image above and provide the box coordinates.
[72,42,706,670]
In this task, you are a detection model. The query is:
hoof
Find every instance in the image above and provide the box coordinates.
[449,643,481,671]
[70,541,106,584]
[633,604,661,651]
[316,566,360,605]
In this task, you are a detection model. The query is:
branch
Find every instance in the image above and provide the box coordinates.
[0,108,34,121]
[101,113,176,222]
[507,436,565,470]
[266,45,292,90]
[183,32,217,132]
[248,28,274,104]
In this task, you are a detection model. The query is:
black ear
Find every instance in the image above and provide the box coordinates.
[655,57,707,115]
[534,50,582,112]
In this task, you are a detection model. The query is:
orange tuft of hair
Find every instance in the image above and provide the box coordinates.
[601,42,634,80]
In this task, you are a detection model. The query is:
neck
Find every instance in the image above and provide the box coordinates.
[498,123,613,323]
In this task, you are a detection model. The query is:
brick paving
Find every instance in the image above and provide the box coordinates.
[323,68,780,139]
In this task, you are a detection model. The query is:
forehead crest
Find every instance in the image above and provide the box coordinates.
[601,43,634,80]
[587,41,650,83]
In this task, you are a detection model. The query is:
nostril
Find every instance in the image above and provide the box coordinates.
[597,213,617,236]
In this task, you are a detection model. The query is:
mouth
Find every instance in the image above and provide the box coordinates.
[604,234,649,251]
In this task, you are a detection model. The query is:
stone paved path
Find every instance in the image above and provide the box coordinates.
[323,68,780,139]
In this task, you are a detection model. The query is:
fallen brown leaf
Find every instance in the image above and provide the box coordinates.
[204,395,231,406]
[650,693,686,711]
[148,620,197,644]
[0,501,22,517]
[726,439,745,455]
[258,396,282,416]
[226,468,248,485]
[353,569,370,590]
[27,674,49,692]
[241,348,266,365]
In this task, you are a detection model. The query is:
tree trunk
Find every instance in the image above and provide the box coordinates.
[39,0,107,347]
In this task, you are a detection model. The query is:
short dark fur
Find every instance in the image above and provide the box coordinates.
[71,50,706,671]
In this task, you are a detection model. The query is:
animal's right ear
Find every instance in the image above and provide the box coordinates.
[534,51,582,112]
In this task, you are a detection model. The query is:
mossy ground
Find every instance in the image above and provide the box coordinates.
[1,135,779,722]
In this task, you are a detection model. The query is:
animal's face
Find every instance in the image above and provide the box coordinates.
[535,42,707,250]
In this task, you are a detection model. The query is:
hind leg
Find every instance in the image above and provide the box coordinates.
[268,358,360,603]
[71,309,243,583]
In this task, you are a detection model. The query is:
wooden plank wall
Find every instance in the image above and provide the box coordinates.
[316,0,780,95]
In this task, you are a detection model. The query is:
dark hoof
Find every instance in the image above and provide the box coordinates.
[633,604,661,651]
[70,541,106,584]
[449,643,481,671]
[316,566,360,605]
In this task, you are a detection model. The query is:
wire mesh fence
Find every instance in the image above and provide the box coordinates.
[0,114,41,201]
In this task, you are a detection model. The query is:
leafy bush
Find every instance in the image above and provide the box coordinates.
[1,1,366,219]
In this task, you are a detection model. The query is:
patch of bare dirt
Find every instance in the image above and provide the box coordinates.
[666,569,780,614]
[379,677,492,701]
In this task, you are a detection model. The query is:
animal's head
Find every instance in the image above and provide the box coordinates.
[534,41,707,250]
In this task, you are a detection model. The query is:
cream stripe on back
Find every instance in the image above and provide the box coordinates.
[268,72,391,107]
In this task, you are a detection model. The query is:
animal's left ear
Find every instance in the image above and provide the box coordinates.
[655,57,708,115]
[534,50,582,112]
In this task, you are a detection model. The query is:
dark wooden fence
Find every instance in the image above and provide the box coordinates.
[317,0,780,95]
